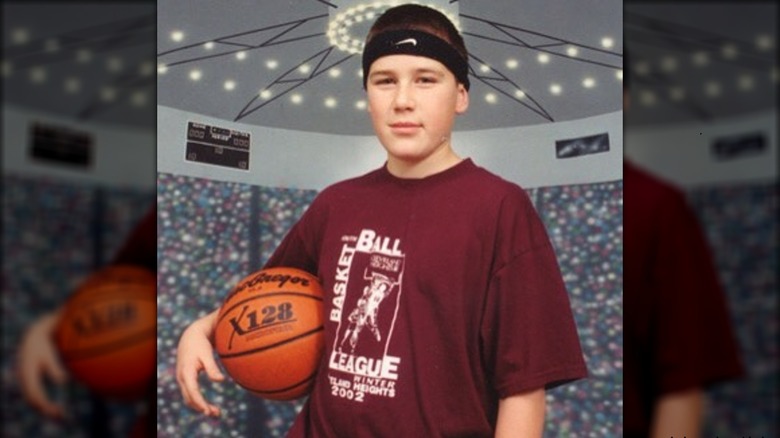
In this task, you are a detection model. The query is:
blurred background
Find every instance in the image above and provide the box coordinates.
[625,1,777,437]
[2,1,155,437]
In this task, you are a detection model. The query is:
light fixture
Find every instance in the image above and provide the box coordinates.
[721,43,738,59]
[660,56,677,73]
[30,67,46,83]
[566,46,578,57]
[77,49,92,63]
[131,91,147,107]
[582,77,596,88]
[45,38,59,52]
[639,90,656,106]
[100,86,117,102]
[236,51,247,61]
[355,100,367,110]
[260,89,272,99]
[615,70,623,81]
[479,63,491,73]
[139,61,154,77]
[189,69,202,81]
[299,64,311,74]
[171,30,184,42]
[329,68,342,78]
[601,37,614,49]
[1,61,12,77]
[485,93,497,104]
[204,42,215,50]
[692,51,709,66]
[266,59,279,70]
[291,94,303,104]
[506,59,519,69]
[738,74,754,91]
[107,56,123,73]
[634,61,649,76]
[537,53,550,64]
[64,77,80,93]
[755,34,774,51]
[224,80,236,91]
[158,64,169,74]
[705,81,721,97]
[669,87,685,101]
[325,97,338,108]
[327,2,460,54]
[12,28,29,45]
[514,89,525,99]
[549,83,562,95]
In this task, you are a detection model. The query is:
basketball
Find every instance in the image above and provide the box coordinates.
[54,265,156,399]
[214,267,324,400]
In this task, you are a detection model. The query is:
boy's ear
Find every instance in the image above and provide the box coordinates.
[455,83,469,115]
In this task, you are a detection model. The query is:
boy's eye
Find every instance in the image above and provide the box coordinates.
[373,77,395,85]
[418,76,437,84]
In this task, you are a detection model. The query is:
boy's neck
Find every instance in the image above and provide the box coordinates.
[386,148,463,179]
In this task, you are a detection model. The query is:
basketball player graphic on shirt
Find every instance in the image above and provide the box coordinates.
[339,270,396,354]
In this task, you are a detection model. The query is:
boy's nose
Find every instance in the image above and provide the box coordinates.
[392,84,415,110]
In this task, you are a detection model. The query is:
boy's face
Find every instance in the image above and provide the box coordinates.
[366,54,469,169]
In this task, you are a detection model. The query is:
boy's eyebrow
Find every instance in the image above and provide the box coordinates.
[369,68,446,79]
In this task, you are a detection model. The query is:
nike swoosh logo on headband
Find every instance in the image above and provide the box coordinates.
[395,38,417,46]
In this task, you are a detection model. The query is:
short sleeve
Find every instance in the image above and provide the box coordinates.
[480,188,588,398]
[651,191,744,395]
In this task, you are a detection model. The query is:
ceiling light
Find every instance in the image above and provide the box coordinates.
[634,61,649,76]
[1,61,12,77]
[45,38,59,52]
[266,59,279,70]
[582,77,596,88]
[299,64,311,75]
[204,42,215,50]
[100,87,117,102]
[616,70,623,81]
[705,81,721,97]
[669,87,685,101]
[549,83,562,95]
[236,51,247,60]
[479,64,491,73]
[30,67,46,83]
[131,91,147,107]
[772,67,779,82]
[139,61,154,77]
[355,100,367,110]
[357,69,364,78]
[506,59,519,69]
[601,37,614,49]
[755,34,774,51]
[692,51,709,66]
[11,28,29,45]
[537,53,550,64]
[291,94,303,104]
[721,43,738,59]
[189,69,202,81]
[329,68,342,78]
[566,46,578,57]
[514,89,525,99]
[260,89,272,100]
[64,77,80,93]
[485,93,497,104]
[224,80,236,91]
[660,56,677,72]
[77,49,92,63]
[107,56,123,72]
[158,64,169,74]
[639,90,656,106]
[738,74,754,91]
[171,30,184,42]
[324,97,338,108]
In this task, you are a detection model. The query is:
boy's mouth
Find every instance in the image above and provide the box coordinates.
[389,122,422,134]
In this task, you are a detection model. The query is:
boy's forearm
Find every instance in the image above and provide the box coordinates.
[495,388,546,438]
[650,388,703,438]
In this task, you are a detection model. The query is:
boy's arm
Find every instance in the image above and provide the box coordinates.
[650,388,703,438]
[494,388,546,438]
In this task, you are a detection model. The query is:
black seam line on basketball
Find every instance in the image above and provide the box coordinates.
[218,291,323,325]
[236,370,317,394]
[218,326,324,359]
[60,327,156,361]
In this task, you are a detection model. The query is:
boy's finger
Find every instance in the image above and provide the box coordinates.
[180,363,214,415]
[202,358,225,382]
[19,365,64,419]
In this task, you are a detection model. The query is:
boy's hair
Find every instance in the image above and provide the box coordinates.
[366,4,467,60]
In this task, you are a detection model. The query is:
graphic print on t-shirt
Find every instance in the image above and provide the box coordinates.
[328,228,404,403]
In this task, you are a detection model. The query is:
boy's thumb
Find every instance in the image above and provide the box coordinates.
[204,359,225,381]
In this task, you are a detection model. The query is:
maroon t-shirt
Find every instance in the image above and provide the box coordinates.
[624,161,744,437]
[266,159,588,437]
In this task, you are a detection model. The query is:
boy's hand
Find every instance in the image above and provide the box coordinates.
[176,310,225,417]
[17,310,68,419]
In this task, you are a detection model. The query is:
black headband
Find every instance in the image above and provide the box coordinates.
[362,29,470,90]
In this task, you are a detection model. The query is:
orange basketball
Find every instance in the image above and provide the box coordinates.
[214,267,324,400]
[54,265,156,400]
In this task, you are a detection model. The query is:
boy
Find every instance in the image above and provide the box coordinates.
[176,4,587,436]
